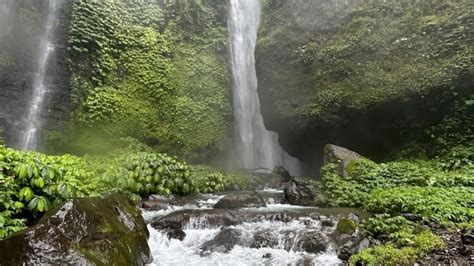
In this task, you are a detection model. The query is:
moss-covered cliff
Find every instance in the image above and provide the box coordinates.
[256,0,473,166]
[63,1,230,161]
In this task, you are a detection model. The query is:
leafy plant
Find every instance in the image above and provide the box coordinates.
[364,187,474,224]
[101,152,198,202]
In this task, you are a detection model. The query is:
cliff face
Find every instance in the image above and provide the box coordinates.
[0,0,71,149]
[256,0,474,167]
[64,1,231,161]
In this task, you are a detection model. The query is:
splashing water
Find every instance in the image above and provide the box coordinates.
[228,0,301,175]
[20,0,61,151]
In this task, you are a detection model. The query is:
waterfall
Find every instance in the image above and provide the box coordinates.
[228,0,301,175]
[19,0,61,151]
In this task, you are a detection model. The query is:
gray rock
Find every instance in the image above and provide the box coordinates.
[251,230,279,248]
[337,237,370,261]
[461,228,474,245]
[151,220,186,241]
[348,213,360,223]
[284,178,315,206]
[323,144,364,177]
[214,192,266,209]
[298,231,328,254]
[273,165,292,182]
[200,228,242,254]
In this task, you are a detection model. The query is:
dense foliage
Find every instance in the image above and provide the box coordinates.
[0,145,99,239]
[320,156,473,263]
[0,145,235,240]
[255,0,473,161]
[258,0,473,123]
[63,1,230,160]
[101,152,197,202]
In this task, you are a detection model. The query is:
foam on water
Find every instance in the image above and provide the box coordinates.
[147,222,342,266]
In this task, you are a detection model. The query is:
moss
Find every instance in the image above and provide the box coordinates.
[66,1,230,160]
[337,218,357,234]
[256,0,474,159]
[349,244,418,266]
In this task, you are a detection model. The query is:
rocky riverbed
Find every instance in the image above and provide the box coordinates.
[141,189,366,265]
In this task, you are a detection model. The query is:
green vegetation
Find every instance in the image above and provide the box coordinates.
[349,230,445,265]
[0,145,236,240]
[336,218,357,234]
[193,166,258,193]
[321,138,473,262]
[258,0,473,123]
[65,1,230,160]
[366,187,474,224]
[0,145,99,239]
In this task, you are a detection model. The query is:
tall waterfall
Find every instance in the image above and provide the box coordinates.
[20,0,61,151]
[228,0,301,175]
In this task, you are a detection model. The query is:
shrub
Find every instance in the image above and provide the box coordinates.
[349,244,418,266]
[101,152,198,202]
[364,187,474,224]
[193,165,257,193]
[362,215,414,240]
[0,146,100,239]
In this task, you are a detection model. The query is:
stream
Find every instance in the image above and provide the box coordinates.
[142,189,360,265]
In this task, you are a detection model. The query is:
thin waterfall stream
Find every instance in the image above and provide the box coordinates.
[228,0,301,176]
[19,0,61,151]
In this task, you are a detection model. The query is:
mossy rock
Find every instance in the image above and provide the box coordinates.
[337,218,357,235]
[0,193,152,265]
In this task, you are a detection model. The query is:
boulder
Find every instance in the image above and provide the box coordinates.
[272,165,292,182]
[298,231,328,253]
[0,193,151,265]
[151,220,186,241]
[348,213,360,224]
[214,192,266,209]
[284,179,315,206]
[323,144,364,177]
[338,238,370,261]
[461,228,474,245]
[251,230,279,248]
[200,228,242,254]
[150,209,239,229]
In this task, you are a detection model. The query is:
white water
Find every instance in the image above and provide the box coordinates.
[228,0,301,176]
[20,0,61,151]
[145,193,342,265]
[147,215,341,266]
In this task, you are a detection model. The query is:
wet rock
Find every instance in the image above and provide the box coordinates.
[296,256,314,266]
[214,191,266,209]
[281,230,298,251]
[323,144,364,177]
[151,209,239,229]
[273,165,291,182]
[337,237,370,261]
[284,178,315,206]
[251,230,279,248]
[461,228,474,245]
[151,220,186,241]
[200,228,242,254]
[0,193,151,265]
[141,200,169,211]
[348,213,360,223]
[298,231,328,254]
